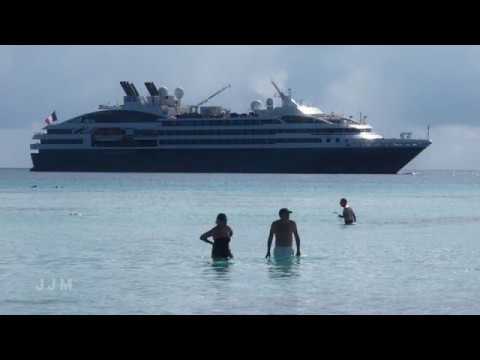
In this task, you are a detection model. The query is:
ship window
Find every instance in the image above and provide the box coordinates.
[41,139,83,145]
[282,116,317,123]
[161,118,282,127]
[86,110,160,123]
[158,128,268,136]
[135,129,159,136]
[155,128,367,136]
[94,139,157,147]
[47,129,73,135]
[135,140,157,147]
[157,138,340,145]
[94,128,125,135]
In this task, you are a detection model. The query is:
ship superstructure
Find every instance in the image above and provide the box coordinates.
[31,81,431,173]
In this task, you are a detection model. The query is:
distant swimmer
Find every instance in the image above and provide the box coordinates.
[338,198,357,225]
[200,213,234,260]
[266,208,301,260]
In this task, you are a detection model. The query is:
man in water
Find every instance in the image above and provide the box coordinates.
[339,198,357,225]
[265,208,301,259]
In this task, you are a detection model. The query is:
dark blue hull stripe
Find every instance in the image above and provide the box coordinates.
[31,147,428,174]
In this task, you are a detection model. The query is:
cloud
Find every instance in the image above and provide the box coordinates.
[0,129,32,168]
[250,69,288,101]
[1,45,479,169]
[0,46,14,80]
[409,124,480,170]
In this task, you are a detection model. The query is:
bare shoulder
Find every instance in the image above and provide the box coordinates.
[290,220,297,227]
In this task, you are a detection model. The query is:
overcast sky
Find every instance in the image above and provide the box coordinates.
[0,45,479,169]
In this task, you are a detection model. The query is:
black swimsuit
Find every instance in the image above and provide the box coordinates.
[212,237,233,259]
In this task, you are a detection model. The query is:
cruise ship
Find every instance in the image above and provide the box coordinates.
[31,81,431,173]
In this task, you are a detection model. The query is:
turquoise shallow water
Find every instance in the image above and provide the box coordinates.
[0,169,479,314]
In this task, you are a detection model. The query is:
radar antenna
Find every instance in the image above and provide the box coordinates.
[196,84,231,107]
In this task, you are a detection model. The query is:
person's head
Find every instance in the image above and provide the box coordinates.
[216,213,227,226]
[279,208,292,220]
[340,198,348,208]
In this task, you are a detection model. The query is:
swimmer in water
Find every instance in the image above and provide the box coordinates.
[200,213,234,260]
[338,198,357,225]
[265,208,301,260]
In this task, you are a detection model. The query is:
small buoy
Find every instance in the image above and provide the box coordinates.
[31,185,38,188]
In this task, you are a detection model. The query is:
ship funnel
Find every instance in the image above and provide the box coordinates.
[120,81,142,103]
[120,81,136,97]
[145,82,160,96]
[129,83,140,97]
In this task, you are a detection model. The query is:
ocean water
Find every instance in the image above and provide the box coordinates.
[0,168,479,315]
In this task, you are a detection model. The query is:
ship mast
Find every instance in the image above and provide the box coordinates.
[271,80,287,102]
[196,84,232,107]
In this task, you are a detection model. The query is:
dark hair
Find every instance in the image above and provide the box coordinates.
[216,213,227,223]
[279,208,291,216]
[340,198,348,204]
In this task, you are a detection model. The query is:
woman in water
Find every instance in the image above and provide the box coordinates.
[200,213,234,260]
